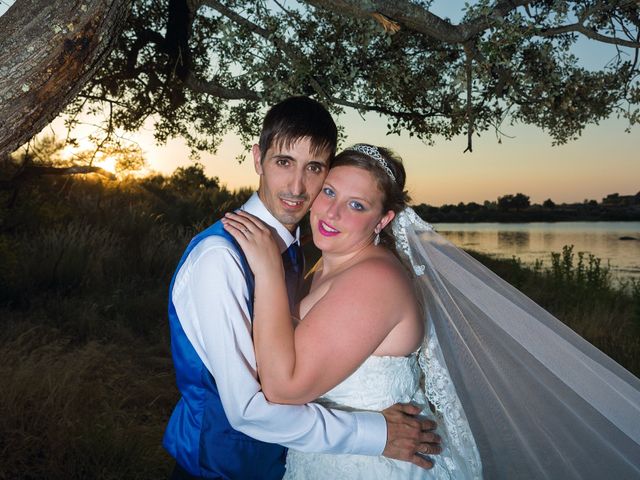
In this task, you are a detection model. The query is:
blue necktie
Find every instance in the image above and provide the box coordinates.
[282,242,303,310]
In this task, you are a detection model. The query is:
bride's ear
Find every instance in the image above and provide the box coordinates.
[376,210,395,233]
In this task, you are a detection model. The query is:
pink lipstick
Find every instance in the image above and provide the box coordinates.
[318,220,339,237]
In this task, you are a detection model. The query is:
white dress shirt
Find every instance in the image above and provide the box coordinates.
[171,192,387,455]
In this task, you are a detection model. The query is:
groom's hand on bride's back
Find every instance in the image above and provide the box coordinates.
[381,403,441,469]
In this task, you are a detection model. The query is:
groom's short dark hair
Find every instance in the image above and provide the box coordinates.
[258,96,337,162]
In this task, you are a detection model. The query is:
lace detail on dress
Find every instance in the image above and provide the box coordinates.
[284,354,482,480]
[420,327,483,479]
[317,354,420,410]
[391,208,433,276]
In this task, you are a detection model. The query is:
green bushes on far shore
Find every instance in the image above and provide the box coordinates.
[0,170,638,478]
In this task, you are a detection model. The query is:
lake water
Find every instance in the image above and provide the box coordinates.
[433,221,640,281]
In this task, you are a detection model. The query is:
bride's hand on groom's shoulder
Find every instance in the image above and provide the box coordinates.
[222,211,284,278]
[381,403,442,470]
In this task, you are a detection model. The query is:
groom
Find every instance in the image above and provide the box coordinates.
[164,96,440,479]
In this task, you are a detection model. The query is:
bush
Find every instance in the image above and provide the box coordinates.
[0,168,252,478]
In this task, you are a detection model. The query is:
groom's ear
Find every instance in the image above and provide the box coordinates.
[252,144,263,175]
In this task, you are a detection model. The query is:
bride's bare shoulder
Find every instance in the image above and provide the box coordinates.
[334,249,414,296]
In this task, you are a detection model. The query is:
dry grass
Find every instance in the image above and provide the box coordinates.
[0,172,253,479]
[1,172,637,477]
[0,321,176,480]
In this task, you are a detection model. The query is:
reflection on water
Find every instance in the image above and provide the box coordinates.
[433,221,640,281]
[498,231,530,249]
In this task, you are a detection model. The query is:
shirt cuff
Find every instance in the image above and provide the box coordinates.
[350,411,387,456]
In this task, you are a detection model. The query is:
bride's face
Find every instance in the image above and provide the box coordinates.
[310,165,394,254]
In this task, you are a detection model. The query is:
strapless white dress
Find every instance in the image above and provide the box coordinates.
[283,353,482,479]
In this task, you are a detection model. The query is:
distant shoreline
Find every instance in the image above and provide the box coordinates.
[415,204,640,224]
[430,221,640,282]
[431,219,640,224]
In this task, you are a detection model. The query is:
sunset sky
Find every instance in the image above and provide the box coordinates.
[93,1,640,207]
[5,1,638,206]
[130,110,638,207]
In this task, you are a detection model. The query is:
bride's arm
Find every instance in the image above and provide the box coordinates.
[222,210,303,397]
[223,211,407,405]
[267,264,405,404]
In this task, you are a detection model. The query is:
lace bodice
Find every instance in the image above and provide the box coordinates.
[317,354,421,411]
[284,352,482,479]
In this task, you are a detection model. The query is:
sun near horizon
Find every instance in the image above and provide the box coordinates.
[98,110,638,208]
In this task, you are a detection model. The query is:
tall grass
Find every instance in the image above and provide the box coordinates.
[0,171,250,479]
[1,171,638,478]
[0,322,175,480]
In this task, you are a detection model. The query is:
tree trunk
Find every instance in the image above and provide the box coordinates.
[0,0,132,158]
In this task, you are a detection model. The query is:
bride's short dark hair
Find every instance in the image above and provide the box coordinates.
[331,145,411,215]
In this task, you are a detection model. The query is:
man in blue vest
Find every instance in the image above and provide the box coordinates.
[164,97,440,479]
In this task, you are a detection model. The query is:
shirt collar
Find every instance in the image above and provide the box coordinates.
[241,192,300,254]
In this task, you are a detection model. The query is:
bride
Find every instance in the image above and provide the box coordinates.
[224,144,482,479]
[224,144,640,479]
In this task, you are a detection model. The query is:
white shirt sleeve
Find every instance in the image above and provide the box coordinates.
[171,236,387,455]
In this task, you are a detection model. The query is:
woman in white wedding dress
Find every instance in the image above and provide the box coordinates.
[223,144,482,479]
[224,143,640,479]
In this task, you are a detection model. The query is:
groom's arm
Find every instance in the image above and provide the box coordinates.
[173,238,382,454]
[173,238,437,465]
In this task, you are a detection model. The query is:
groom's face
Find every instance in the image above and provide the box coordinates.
[253,137,331,232]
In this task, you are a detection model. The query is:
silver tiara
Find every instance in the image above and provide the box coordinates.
[346,144,396,182]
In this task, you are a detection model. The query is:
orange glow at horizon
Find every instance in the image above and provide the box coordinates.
[60,140,119,176]
[130,112,638,207]
[51,109,638,208]
[94,156,118,175]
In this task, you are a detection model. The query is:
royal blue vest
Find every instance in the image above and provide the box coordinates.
[163,220,286,479]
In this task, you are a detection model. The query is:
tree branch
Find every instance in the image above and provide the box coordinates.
[165,0,196,81]
[200,0,273,39]
[327,94,442,120]
[126,28,166,73]
[76,94,130,108]
[305,0,640,53]
[305,0,533,43]
[201,0,445,120]
[183,74,260,100]
[536,23,640,49]
[463,43,474,153]
[200,0,322,96]
[0,165,116,190]
[0,0,133,158]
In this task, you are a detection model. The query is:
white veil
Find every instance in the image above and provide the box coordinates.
[391,208,640,479]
